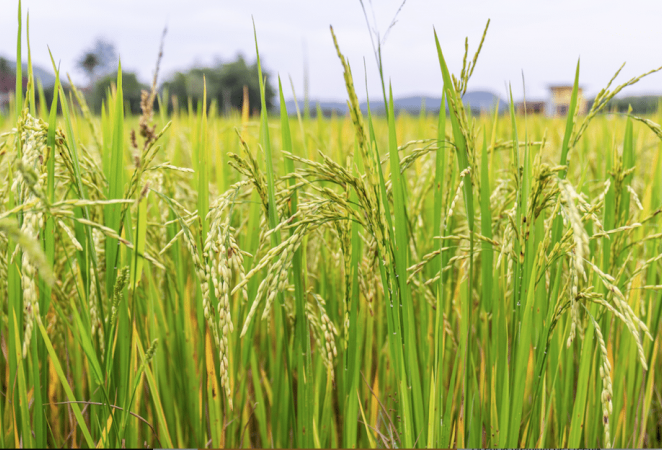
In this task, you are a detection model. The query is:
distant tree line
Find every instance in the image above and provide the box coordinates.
[89,71,146,114]
[7,36,662,118]
[75,38,275,116]
[162,55,275,114]
[587,95,661,115]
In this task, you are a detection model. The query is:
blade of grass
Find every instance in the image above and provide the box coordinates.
[432,92,447,448]
[344,140,364,449]
[480,128,493,313]
[7,5,23,445]
[26,11,35,117]
[279,76,313,448]
[254,20,296,446]
[567,304,598,447]
[434,30,475,447]
[135,333,175,448]
[105,62,125,297]
[37,318,95,448]
[15,0,22,114]
[12,312,33,448]
[506,244,541,447]
[365,97,413,447]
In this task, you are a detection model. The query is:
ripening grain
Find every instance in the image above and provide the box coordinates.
[1,4,662,449]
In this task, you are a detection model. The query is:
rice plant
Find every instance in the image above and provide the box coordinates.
[2,2,662,448]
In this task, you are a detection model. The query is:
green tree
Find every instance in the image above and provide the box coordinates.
[163,54,275,114]
[0,57,11,75]
[604,96,660,114]
[91,71,147,114]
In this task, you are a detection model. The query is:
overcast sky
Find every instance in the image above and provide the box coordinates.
[1,0,661,102]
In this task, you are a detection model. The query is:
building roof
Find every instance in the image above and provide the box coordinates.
[548,84,584,91]
[515,100,546,105]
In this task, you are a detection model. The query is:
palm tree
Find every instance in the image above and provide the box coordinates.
[78,52,100,87]
[77,38,117,88]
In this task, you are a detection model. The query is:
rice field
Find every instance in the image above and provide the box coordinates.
[2,4,662,449]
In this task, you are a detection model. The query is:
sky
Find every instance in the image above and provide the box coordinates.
[1,0,661,103]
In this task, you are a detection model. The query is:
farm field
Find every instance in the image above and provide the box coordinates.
[2,6,662,450]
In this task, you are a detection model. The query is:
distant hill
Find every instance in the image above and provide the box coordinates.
[281,99,347,116]
[459,91,509,113]
[279,90,507,116]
